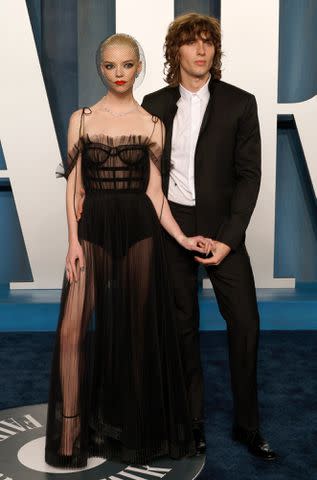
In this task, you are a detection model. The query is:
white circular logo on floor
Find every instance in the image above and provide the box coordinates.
[18,436,106,473]
[0,404,205,479]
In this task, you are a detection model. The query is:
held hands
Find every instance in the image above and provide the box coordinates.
[177,234,213,255]
[194,239,231,266]
[65,240,85,284]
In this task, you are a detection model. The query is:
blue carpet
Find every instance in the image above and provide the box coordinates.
[0,287,316,331]
[0,331,316,479]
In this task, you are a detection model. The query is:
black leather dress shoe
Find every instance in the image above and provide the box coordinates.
[232,426,277,460]
[192,421,206,455]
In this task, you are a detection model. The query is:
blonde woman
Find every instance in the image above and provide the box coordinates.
[45,33,211,468]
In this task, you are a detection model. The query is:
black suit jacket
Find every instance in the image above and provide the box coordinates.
[142,79,261,251]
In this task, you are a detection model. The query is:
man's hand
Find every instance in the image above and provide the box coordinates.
[194,240,231,266]
[177,235,213,255]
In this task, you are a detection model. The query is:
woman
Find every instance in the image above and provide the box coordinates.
[45,33,210,468]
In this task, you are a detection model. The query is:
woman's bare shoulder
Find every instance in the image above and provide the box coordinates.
[70,103,97,121]
[138,104,156,119]
[138,106,164,131]
[69,108,83,123]
[68,106,94,132]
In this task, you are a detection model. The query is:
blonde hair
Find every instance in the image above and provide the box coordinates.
[97,33,140,64]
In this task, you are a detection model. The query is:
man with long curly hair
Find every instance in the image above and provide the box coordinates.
[142,13,276,460]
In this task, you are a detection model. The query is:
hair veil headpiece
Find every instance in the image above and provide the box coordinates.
[96,33,146,89]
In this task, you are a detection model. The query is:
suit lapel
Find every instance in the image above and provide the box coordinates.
[161,80,218,190]
[197,79,217,141]
[163,80,217,156]
[163,87,180,157]
[161,87,180,192]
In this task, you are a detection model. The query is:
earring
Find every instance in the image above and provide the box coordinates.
[136,73,139,78]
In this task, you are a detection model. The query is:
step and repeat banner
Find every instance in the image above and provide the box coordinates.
[0,0,316,289]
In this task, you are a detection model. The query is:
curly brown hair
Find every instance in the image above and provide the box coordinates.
[164,12,222,86]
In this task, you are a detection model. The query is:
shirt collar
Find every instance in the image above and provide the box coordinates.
[179,75,211,102]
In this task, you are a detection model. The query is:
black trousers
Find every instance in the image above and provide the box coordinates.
[166,201,260,430]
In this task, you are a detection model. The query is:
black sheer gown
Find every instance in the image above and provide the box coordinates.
[45,108,196,468]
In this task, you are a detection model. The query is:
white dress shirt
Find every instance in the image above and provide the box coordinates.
[168,76,210,206]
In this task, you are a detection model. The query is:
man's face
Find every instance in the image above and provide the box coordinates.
[178,33,215,81]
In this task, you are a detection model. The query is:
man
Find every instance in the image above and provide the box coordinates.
[142,13,276,460]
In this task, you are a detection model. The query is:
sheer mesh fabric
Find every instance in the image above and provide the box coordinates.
[63,107,162,182]
[45,108,195,467]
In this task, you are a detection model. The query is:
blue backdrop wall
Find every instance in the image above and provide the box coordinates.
[0,0,316,288]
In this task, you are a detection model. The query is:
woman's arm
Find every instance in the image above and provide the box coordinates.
[146,121,210,253]
[64,110,85,283]
[146,160,208,253]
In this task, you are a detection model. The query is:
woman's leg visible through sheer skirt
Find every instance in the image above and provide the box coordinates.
[58,240,94,456]
[122,237,152,398]
[120,234,194,459]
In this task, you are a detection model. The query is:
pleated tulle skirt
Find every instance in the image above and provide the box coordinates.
[45,191,195,468]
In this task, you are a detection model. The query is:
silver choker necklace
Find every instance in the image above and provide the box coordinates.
[103,100,139,117]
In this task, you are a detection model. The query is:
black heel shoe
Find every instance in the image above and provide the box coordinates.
[192,419,206,455]
[62,413,80,419]
[60,413,81,456]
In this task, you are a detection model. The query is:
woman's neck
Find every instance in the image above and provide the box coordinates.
[103,90,136,110]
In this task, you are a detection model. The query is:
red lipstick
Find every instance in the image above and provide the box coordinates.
[115,81,126,85]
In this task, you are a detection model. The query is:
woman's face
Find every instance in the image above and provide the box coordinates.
[100,43,141,93]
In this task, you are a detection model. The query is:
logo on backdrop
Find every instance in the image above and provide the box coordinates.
[1,0,316,289]
[0,405,204,480]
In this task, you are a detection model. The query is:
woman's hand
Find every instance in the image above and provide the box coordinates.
[194,240,231,266]
[65,240,85,284]
[177,234,214,255]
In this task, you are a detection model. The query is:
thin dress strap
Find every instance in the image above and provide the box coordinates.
[147,115,159,143]
[79,107,92,138]
[73,107,91,221]
[148,115,165,222]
